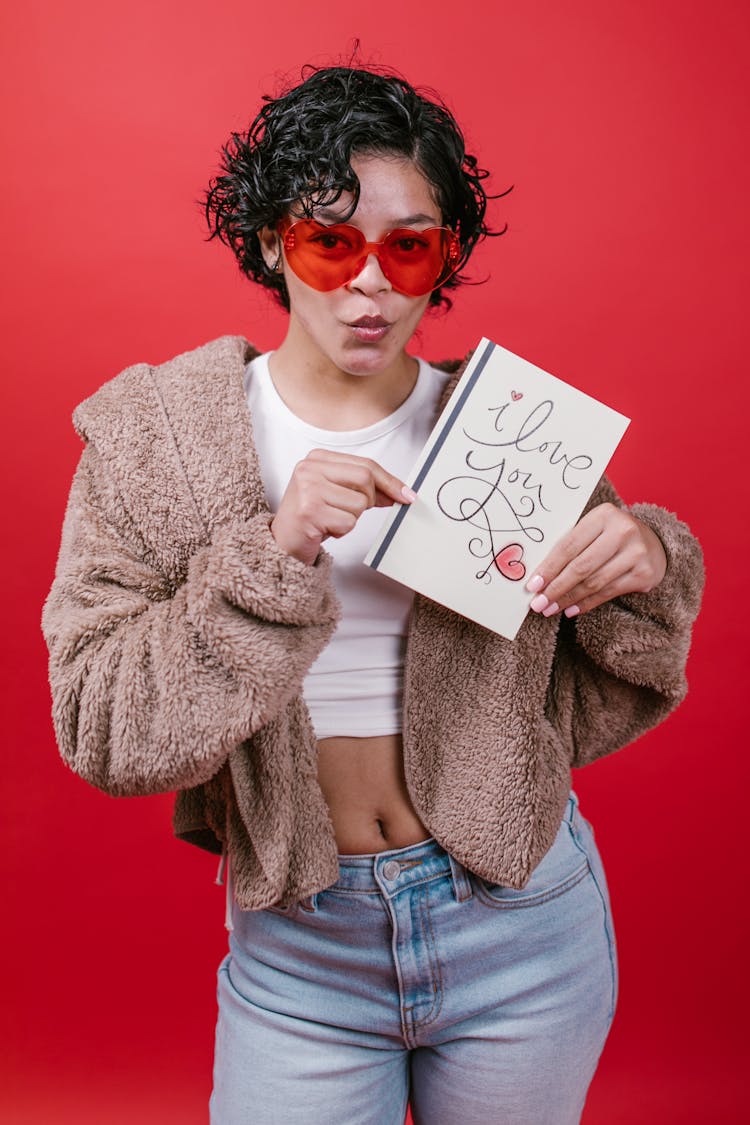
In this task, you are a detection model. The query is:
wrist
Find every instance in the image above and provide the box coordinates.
[637,519,668,590]
[270,515,320,567]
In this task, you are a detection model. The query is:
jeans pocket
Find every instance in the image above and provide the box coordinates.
[474,799,589,909]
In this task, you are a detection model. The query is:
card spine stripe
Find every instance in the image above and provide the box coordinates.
[369,339,497,570]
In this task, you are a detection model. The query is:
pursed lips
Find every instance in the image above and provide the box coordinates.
[346,315,392,342]
[348,316,390,328]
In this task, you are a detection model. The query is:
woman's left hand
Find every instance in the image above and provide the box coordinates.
[525,502,668,618]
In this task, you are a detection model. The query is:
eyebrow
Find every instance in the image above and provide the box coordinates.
[313,207,440,227]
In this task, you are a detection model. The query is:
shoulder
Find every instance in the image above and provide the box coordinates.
[72,335,259,444]
[428,349,473,416]
[66,336,267,566]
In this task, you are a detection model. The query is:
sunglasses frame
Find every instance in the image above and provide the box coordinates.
[277,217,462,296]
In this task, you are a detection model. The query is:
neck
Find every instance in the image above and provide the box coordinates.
[268,335,420,431]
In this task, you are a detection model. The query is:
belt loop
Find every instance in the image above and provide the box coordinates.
[299,892,319,913]
[448,852,473,903]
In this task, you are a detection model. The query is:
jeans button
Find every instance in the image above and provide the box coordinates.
[381,860,401,881]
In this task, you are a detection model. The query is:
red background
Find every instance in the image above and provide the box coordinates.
[2,1,747,1121]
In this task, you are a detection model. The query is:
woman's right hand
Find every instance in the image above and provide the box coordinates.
[270,449,417,565]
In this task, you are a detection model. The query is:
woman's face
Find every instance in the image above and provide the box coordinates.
[267,154,442,381]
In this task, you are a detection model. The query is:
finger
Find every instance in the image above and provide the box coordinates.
[562,532,666,614]
[368,461,417,505]
[319,506,359,540]
[306,450,416,506]
[526,508,625,598]
[294,456,378,511]
[531,532,622,612]
[547,518,664,609]
[320,465,413,510]
[536,552,633,617]
[525,509,609,595]
[373,484,416,508]
[320,480,373,518]
[290,472,406,544]
[563,573,637,617]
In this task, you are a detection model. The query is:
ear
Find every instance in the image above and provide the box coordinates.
[259,224,284,274]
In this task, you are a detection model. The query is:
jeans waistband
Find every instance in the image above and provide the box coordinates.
[321,836,473,903]
[225,792,581,922]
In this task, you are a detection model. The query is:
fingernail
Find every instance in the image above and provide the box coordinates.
[401,486,418,502]
[526,574,545,593]
[542,601,560,617]
[564,605,580,618]
[530,594,549,613]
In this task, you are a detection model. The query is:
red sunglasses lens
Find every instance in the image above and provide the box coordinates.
[280,221,460,295]
[282,222,366,291]
[381,228,460,295]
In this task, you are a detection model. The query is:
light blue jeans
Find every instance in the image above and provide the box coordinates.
[210,792,617,1124]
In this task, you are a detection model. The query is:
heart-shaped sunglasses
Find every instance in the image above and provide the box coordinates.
[277,218,461,296]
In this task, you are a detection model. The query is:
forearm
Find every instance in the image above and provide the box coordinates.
[546,486,704,766]
[42,448,339,796]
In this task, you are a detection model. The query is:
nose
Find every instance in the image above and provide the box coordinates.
[348,251,391,295]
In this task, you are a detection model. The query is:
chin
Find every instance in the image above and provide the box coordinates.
[346,359,399,379]
[340,337,409,374]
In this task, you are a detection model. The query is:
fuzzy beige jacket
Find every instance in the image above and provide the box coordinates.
[42,336,704,909]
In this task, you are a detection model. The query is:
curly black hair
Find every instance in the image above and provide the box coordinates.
[204,65,507,310]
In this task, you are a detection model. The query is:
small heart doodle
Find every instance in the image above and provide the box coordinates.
[511,390,523,401]
[493,543,526,582]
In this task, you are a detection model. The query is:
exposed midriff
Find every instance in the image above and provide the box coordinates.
[316,733,430,855]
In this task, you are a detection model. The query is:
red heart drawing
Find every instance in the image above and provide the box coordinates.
[511,389,523,401]
[494,543,526,581]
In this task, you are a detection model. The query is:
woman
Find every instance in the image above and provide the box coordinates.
[42,65,704,1124]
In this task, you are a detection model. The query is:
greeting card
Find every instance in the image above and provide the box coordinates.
[364,338,630,640]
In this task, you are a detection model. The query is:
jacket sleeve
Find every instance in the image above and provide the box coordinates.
[545,476,704,767]
[41,443,340,797]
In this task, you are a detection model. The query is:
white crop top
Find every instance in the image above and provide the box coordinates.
[244,352,450,739]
